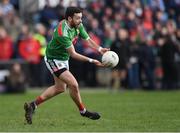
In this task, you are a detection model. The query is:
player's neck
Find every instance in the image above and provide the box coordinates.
[66,20,73,29]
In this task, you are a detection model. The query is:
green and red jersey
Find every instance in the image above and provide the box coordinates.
[46,19,89,60]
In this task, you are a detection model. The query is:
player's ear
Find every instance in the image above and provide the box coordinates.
[68,16,72,22]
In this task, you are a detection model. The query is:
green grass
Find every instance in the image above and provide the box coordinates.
[0,89,180,132]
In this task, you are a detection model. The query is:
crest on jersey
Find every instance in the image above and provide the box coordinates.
[76,29,80,34]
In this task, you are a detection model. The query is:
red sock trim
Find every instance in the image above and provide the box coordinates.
[79,103,85,111]
[35,96,44,106]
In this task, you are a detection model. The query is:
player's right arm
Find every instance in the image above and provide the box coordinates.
[66,45,103,67]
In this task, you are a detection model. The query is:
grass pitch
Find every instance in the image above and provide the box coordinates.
[0,89,180,132]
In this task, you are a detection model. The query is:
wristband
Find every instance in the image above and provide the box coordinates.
[88,58,93,63]
[98,46,102,52]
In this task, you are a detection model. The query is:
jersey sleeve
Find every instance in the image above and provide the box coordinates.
[79,23,90,40]
[57,36,72,49]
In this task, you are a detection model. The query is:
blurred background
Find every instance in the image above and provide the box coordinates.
[0,0,180,93]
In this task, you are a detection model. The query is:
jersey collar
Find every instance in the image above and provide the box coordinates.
[65,20,73,31]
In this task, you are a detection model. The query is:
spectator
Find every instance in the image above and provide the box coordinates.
[2,11,22,41]
[158,31,180,89]
[110,29,130,90]
[33,23,50,86]
[0,0,14,16]
[139,38,156,90]
[18,27,41,86]
[103,27,116,48]
[128,36,140,89]
[0,27,13,60]
[39,1,58,27]
[5,63,26,93]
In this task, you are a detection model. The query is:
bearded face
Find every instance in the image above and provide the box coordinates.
[68,13,82,28]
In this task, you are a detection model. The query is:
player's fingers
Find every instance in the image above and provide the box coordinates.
[98,62,106,67]
[94,60,104,67]
[97,63,104,67]
[100,48,110,54]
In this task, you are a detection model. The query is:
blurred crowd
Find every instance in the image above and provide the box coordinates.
[0,0,180,92]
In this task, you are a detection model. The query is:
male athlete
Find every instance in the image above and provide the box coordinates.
[24,7,109,124]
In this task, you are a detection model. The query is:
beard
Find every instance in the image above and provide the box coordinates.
[75,23,81,28]
[71,22,81,28]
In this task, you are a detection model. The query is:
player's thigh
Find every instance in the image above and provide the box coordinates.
[58,70,78,89]
[44,56,68,91]
[53,75,67,91]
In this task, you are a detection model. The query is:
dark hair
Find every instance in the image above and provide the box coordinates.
[65,7,82,20]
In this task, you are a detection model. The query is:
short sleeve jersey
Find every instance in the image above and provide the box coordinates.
[46,19,89,60]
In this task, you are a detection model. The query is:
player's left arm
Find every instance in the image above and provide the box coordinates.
[86,38,109,55]
[79,23,109,54]
[67,45,104,67]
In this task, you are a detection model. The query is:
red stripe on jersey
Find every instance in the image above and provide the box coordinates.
[58,21,63,36]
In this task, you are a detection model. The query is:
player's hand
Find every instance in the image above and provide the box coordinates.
[93,59,104,67]
[99,47,110,55]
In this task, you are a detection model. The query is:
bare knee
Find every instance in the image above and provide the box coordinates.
[69,83,79,93]
[54,85,66,94]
